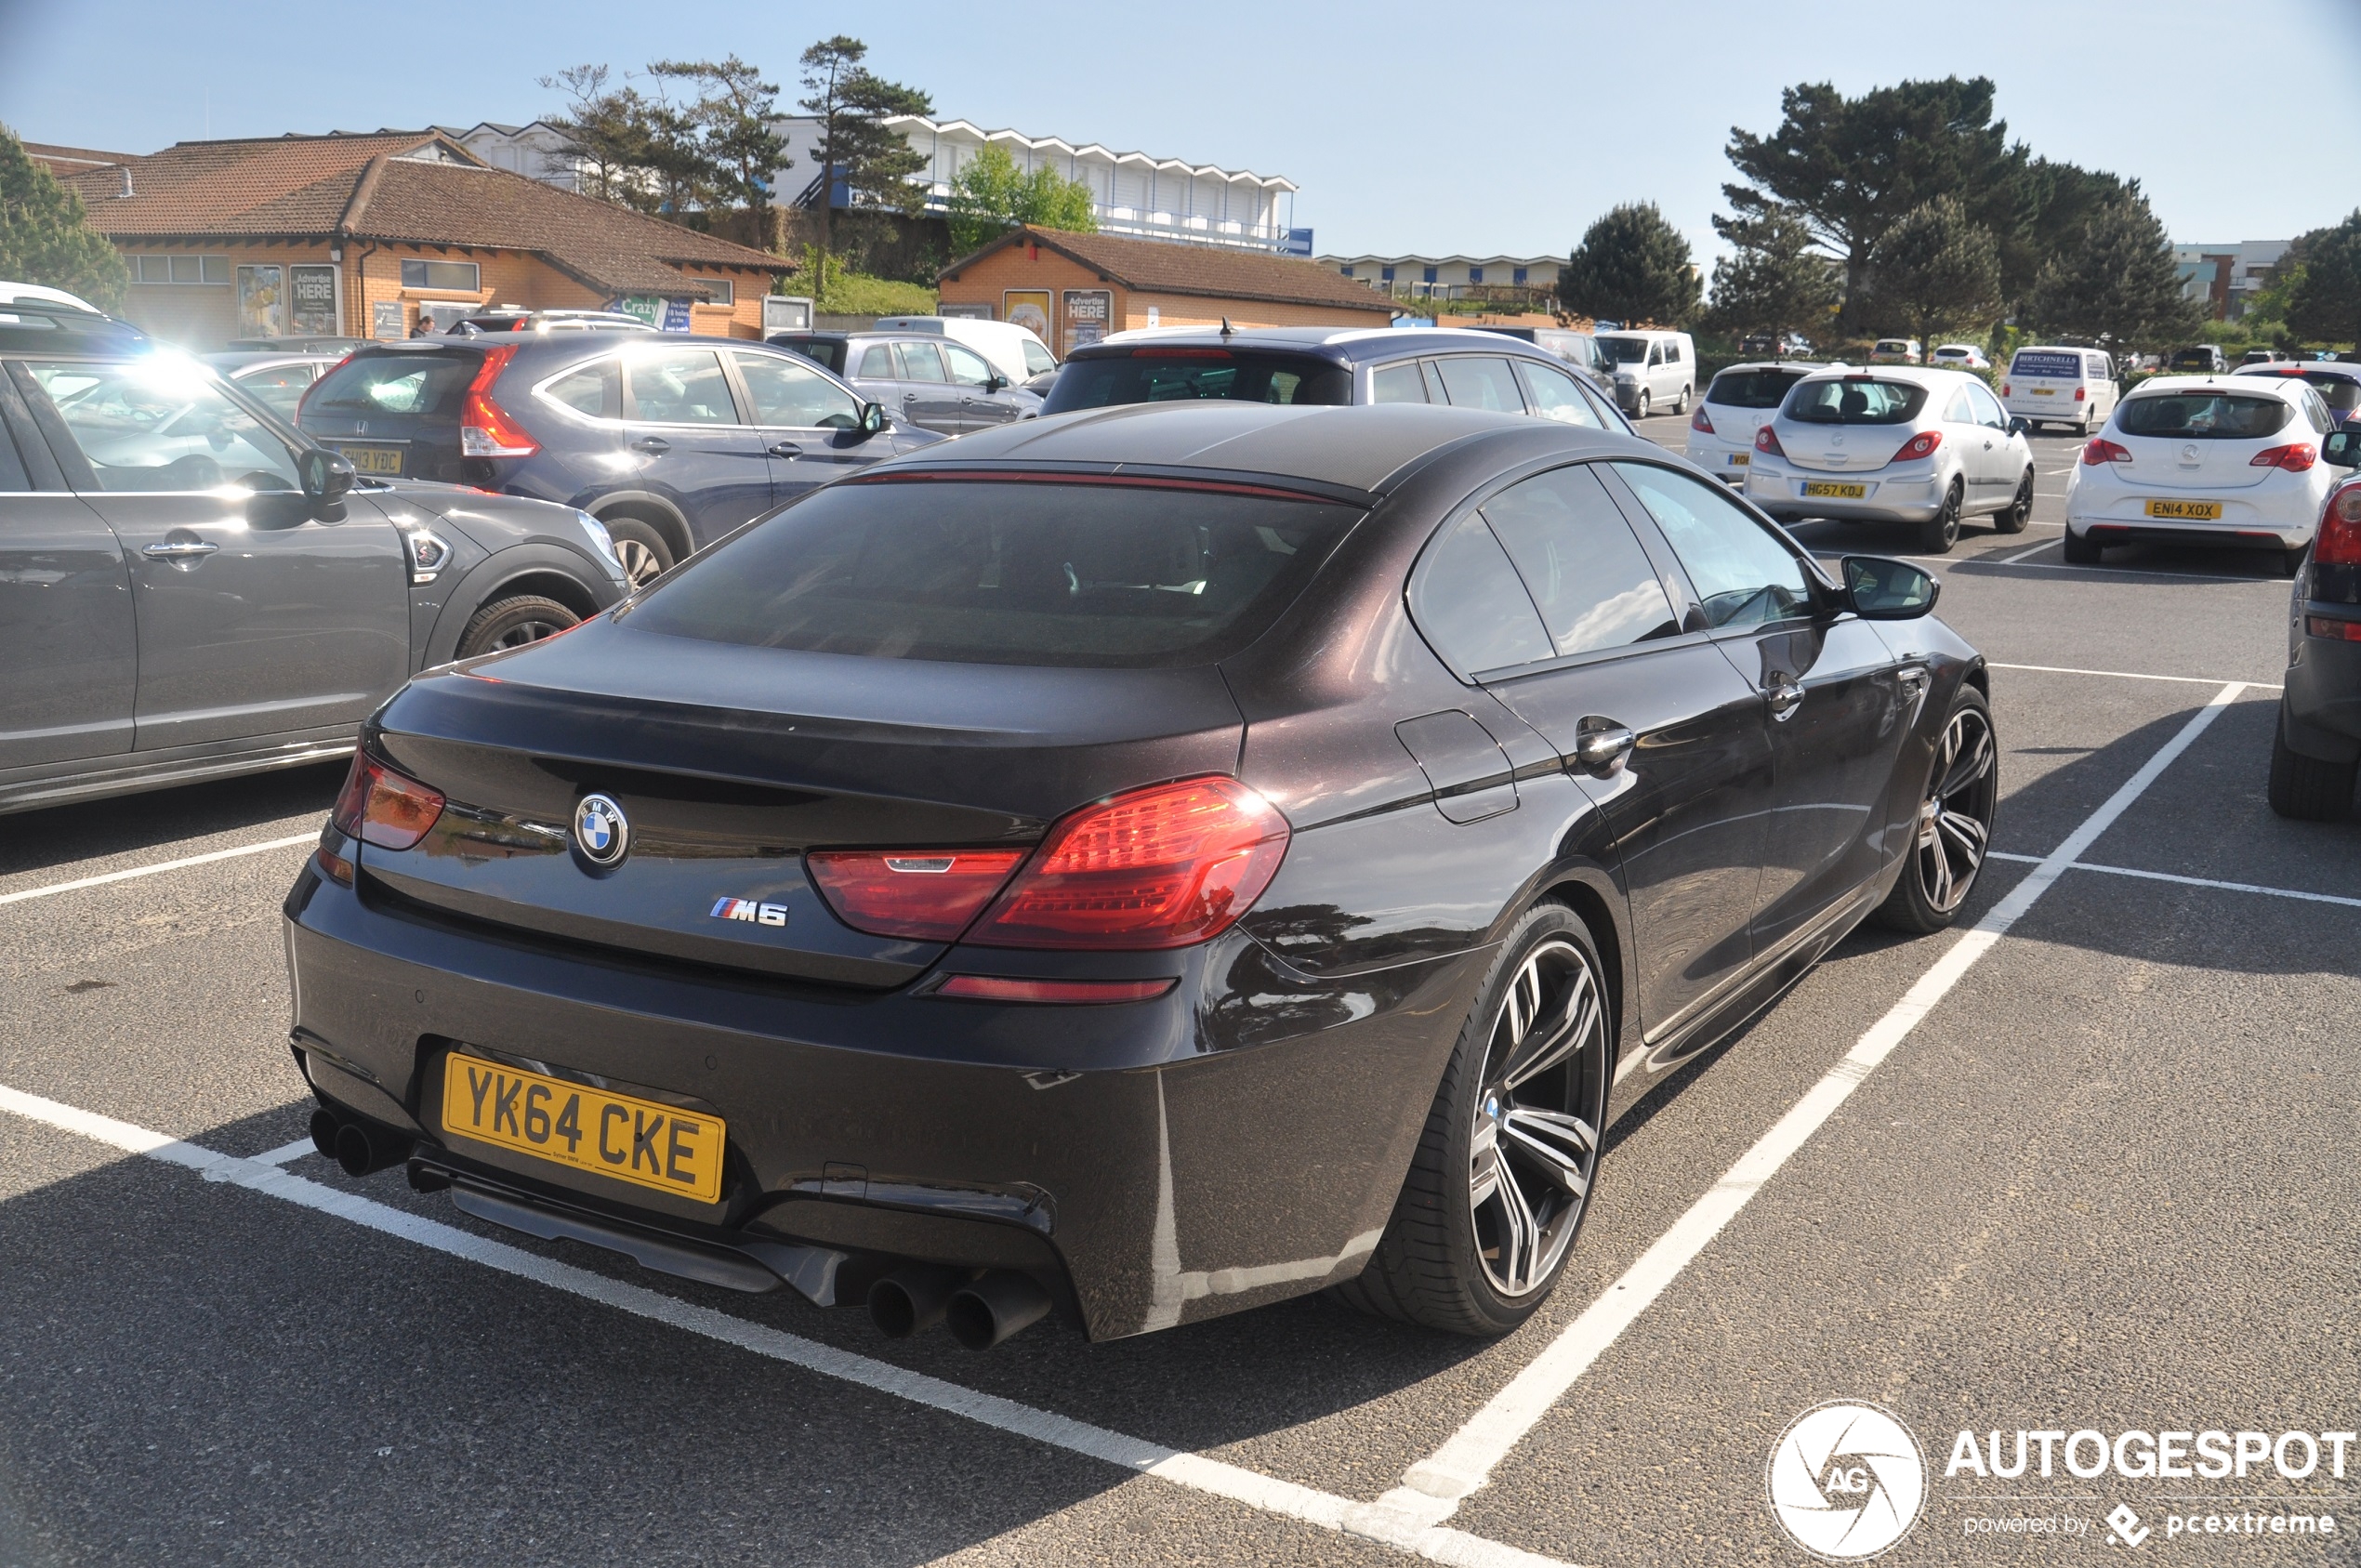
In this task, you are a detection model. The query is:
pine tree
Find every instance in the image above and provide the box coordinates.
[1705,211,1839,341]
[1560,203,1699,326]
[798,37,931,261]
[2025,193,2202,351]
[1865,197,2001,352]
[0,125,129,310]
[2284,210,2361,349]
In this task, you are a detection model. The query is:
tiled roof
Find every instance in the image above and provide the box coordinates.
[67,134,785,296]
[943,226,1389,314]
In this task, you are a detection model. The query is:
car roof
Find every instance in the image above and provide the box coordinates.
[1786,364,1975,389]
[1713,361,1837,376]
[1076,324,1587,367]
[2236,362,2361,383]
[2128,373,2308,400]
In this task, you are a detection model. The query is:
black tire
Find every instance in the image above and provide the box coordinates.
[1333,903,1612,1337]
[1673,386,1692,415]
[2062,528,2103,565]
[1874,683,1998,934]
[454,594,580,660]
[2267,711,2357,822]
[1996,469,2034,534]
[600,516,675,586]
[1917,480,1964,553]
[1635,389,1651,420]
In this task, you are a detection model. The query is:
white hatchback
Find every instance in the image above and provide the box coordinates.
[1745,365,2035,552]
[1685,361,1831,484]
[2063,375,2341,574]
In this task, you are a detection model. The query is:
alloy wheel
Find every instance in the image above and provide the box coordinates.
[615,537,665,586]
[1468,937,1608,1298]
[1914,705,1997,914]
[488,617,567,651]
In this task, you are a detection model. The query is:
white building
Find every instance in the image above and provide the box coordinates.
[770,115,1299,254]
[438,122,587,192]
[2173,239,2289,320]
[1317,253,1563,300]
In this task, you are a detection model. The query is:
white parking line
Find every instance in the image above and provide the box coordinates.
[0,1081,1576,1568]
[1998,538,2056,565]
[255,1138,319,1165]
[1991,662,2281,691]
[1377,683,2246,1526]
[0,833,317,907]
[1986,852,2361,911]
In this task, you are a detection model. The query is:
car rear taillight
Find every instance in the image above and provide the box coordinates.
[2315,483,2361,566]
[294,351,354,425]
[806,850,1027,942]
[2074,387,2088,402]
[460,345,538,457]
[1755,425,1785,457]
[327,753,445,851]
[1690,404,1714,434]
[2307,615,2361,641]
[1894,429,1943,463]
[2082,437,2131,466]
[934,975,1178,1005]
[967,776,1289,950]
[2000,383,2011,397]
[2249,442,2317,471]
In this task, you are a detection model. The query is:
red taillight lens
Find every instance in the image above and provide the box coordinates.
[460,345,537,457]
[2307,615,2361,640]
[934,975,1178,1005]
[2000,383,2011,397]
[968,777,1289,950]
[2315,484,2361,565]
[1690,403,1714,434]
[1755,424,1785,456]
[1894,429,1943,463]
[2082,438,2131,466]
[328,754,445,850]
[2249,442,2317,471]
[807,850,1027,942]
[2074,387,2087,402]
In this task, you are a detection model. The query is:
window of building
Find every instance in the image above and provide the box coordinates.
[1468,267,1484,284]
[1339,265,1355,278]
[1512,267,1528,285]
[1380,266,1395,283]
[399,258,481,293]
[131,256,229,284]
[1422,266,1438,284]
[686,277,734,306]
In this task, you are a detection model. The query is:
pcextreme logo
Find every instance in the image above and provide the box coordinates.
[1767,1402,1928,1560]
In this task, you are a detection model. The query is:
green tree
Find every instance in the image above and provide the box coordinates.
[1864,196,2002,351]
[1705,210,1839,341]
[1560,202,1699,325]
[798,36,931,260]
[540,65,649,207]
[2009,158,2134,305]
[2025,193,2201,353]
[649,55,788,222]
[1724,77,2027,322]
[944,143,1098,254]
[0,125,129,310]
[2284,210,2361,348]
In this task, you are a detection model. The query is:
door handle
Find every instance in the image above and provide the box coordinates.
[765,441,802,458]
[629,436,670,455]
[1765,679,1806,720]
[1572,718,1637,774]
[903,392,920,403]
[142,539,218,560]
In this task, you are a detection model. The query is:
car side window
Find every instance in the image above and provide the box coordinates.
[1968,382,2009,428]
[1575,380,1625,429]
[543,359,618,419]
[627,349,740,425]
[1408,510,1555,676]
[1944,388,1975,424]
[1513,360,1604,428]
[231,364,317,418]
[1369,361,1428,404]
[732,351,863,430]
[1647,344,1663,366]
[1665,340,1682,364]
[1020,339,1058,377]
[1432,357,1526,414]
[26,359,302,493]
[943,342,996,388]
[857,345,896,379]
[1482,465,1680,657]
[0,417,29,490]
[895,342,947,383]
[1610,462,1813,631]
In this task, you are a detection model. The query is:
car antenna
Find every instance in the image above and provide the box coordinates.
[1220,317,1233,340]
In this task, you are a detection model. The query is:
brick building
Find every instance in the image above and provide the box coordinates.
[58,131,785,347]
[936,226,1392,354]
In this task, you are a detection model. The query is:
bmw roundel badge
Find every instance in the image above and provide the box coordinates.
[573,794,630,867]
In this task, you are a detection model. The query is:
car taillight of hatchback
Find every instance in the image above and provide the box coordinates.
[460,346,540,458]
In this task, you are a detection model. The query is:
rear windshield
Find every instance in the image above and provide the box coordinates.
[1042,351,1351,413]
[305,350,479,418]
[778,337,847,375]
[1707,368,1805,409]
[2296,374,2360,414]
[1783,378,1928,425]
[627,478,1359,668]
[1600,337,1651,363]
[2169,349,2218,369]
[2117,392,2291,440]
[2011,351,2081,379]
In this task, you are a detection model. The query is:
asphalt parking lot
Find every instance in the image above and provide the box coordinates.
[2,428,2354,1567]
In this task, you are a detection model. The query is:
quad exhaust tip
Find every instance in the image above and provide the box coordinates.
[867,1265,1051,1350]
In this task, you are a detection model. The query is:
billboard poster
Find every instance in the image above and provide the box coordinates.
[1003,290,1051,346]
[609,296,663,327]
[1061,289,1112,354]
[660,296,694,333]
[235,265,284,338]
[372,301,404,340]
[288,265,338,335]
[937,301,993,320]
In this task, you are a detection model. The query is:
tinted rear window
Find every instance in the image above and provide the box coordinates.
[1707,368,1805,409]
[2297,374,2359,414]
[2010,351,2081,379]
[305,350,479,418]
[2116,392,2291,440]
[627,479,1358,668]
[778,338,847,375]
[1042,351,1352,413]
[1784,378,1928,425]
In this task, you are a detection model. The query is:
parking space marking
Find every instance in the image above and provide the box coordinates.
[1986,851,2361,911]
[0,1081,1577,1568]
[1990,662,2281,691]
[1378,683,2248,1526]
[255,1138,319,1166]
[1998,538,2057,565]
[0,833,317,907]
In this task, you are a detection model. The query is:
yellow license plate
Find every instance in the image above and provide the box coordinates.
[441,1052,725,1203]
[2146,499,2223,520]
[337,444,405,475]
[2029,388,2056,395]
[1802,481,1867,498]
[1727,453,1750,466]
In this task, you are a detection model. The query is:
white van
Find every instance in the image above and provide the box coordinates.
[1593,329,1696,417]
[2003,345,2117,434]
[872,315,1061,390]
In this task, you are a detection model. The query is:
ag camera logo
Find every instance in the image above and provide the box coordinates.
[1768,1402,1927,1560]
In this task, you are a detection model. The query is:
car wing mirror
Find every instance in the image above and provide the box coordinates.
[299,447,355,522]
[2008,416,2031,437]
[859,401,889,437]
[2324,428,2360,468]
[1840,555,1939,619]
[983,372,1009,392]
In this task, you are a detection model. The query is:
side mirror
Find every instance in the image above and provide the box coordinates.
[2324,428,2360,468]
[859,401,889,437]
[1840,555,1939,620]
[984,373,1009,393]
[2008,416,2031,438]
[299,447,355,521]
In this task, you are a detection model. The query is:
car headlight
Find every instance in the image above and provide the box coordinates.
[576,510,625,579]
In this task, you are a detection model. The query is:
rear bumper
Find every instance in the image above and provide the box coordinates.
[2068,519,2309,550]
[2285,608,2361,758]
[1745,466,1944,522]
[283,861,1472,1339]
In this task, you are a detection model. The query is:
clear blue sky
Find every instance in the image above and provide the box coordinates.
[6,0,2356,265]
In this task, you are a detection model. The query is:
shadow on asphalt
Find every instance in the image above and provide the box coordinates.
[0,762,347,881]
